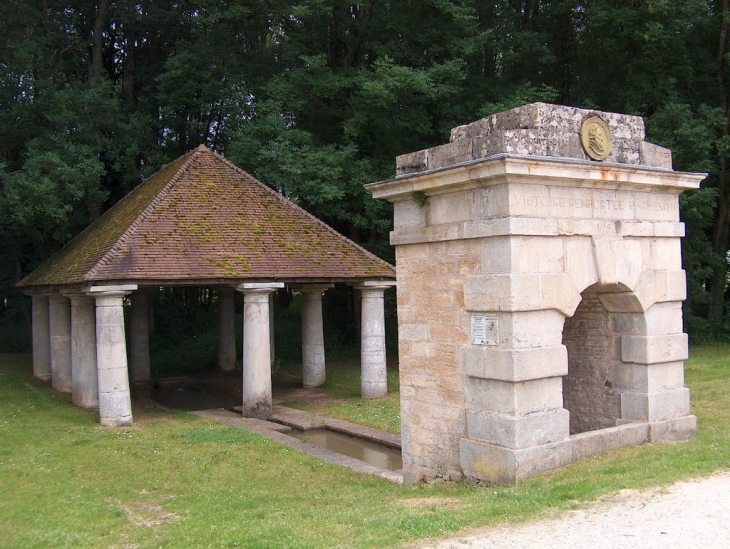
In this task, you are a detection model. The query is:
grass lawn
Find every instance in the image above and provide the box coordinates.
[1,346,729,549]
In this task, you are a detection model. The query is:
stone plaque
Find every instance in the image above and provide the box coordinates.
[471,313,498,345]
[580,116,611,161]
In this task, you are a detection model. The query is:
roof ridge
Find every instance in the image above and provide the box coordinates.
[85,149,202,280]
[209,149,395,274]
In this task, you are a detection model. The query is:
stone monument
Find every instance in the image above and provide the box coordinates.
[366,103,705,485]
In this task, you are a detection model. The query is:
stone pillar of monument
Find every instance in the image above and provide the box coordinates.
[366,102,705,485]
[217,287,237,372]
[236,282,284,419]
[48,293,72,393]
[292,284,333,388]
[88,285,137,426]
[129,289,151,384]
[64,292,98,409]
[30,294,52,381]
[355,282,395,399]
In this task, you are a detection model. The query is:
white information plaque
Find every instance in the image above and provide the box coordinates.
[471,313,498,345]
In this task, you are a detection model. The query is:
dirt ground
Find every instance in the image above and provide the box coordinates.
[413,471,730,549]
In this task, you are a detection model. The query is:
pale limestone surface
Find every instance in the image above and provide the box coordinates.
[294,284,333,388]
[367,103,705,485]
[48,294,72,393]
[90,285,137,427]
[65,293,98,409]
[30,294,51,381]
[237,283,284,419]
[357,283,396,399]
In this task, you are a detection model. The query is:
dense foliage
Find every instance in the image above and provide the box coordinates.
[2,1,730,346]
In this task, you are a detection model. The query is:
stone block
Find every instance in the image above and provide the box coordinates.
[571,423,649,461]
[593,238,643,289]
[393,199,427,228]
[398,323,429,341]
[621,387,691,422]
[498,310,567,349]
[396,149,427,176]
[511,237,565,273]
[649,415,697,442]
[642,238,682,271]
[621,333,689,364]
[464,377,564,414]
[634,270,686,311]
[599,292,644,313]
[565,237,599,292]
[466,408,569,449]
[427,140,473,170]
[641,141,673,169]
[464,273,579,315]
[459,344,568,382]
[653,221,685,237]
[428,191,475,225]
[539,273,582,316]
[616,361,685,393]
[643,302,684,335]
[460,437,573,485]
[464,273,541,312]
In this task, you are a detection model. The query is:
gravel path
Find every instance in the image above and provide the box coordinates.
[416,471,730,549]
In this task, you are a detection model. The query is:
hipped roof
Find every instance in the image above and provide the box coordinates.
[19,145,395,289]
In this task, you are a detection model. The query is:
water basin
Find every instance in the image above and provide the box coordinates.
[289,428,402,471]
[151,386,239,411]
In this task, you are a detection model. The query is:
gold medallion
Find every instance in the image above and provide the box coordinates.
[580,116,611,161]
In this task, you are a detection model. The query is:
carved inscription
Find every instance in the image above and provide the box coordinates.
[510,194,678,213]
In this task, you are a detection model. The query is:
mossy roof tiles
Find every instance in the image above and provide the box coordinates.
[19,146,395,288]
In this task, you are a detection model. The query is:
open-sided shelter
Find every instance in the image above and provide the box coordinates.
[19,145,395,426]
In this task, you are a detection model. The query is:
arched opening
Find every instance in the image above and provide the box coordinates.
[562,283,642,435]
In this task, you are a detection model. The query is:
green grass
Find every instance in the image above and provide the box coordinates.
[1,346,729,549]
[274,358,402,433]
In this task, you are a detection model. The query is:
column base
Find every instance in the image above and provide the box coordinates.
[460,438,572,485]
[649,415,697,442]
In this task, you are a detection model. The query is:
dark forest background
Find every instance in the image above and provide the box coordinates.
[2,0,730,353]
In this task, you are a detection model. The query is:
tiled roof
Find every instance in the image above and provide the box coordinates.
[19,146,395,288]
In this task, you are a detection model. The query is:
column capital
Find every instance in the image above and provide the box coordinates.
[352,280,397,292]
[87,284,138,298]
[235,282,284,294]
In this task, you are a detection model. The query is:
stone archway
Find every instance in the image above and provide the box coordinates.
[367,102,704,485]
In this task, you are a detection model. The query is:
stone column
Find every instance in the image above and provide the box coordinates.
[30,294,52,381]
[269,291,276,367]
[293,284,333,388]
[236,282,284,419]
[88,285,137,426]
[217,287,236,371]
[129,290,151,384]
[48,293,72,393]
[63,292,98,409]
[355,282,396,399]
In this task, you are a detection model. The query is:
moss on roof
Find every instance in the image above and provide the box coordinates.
[18,146,395,288]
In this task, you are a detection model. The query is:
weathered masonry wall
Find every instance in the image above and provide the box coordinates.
[367,103,705,485]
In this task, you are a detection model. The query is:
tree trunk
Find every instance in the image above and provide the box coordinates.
[90,0,110,86]
[122,0,137,107]
[709,0,730,333]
